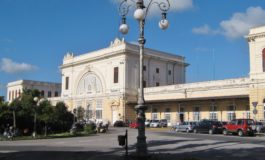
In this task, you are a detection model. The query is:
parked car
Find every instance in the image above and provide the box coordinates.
[113,120,126,127]
[160,119,168,127]
[223,119,255,136]
[193,120,223,134]
[175,121,197,133]
[129,122,140,129]
[145,119,152,127]
[150,120,160,128]
[252,122,265,133]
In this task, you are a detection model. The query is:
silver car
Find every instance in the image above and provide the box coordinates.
[175,121,197,133]
[150,120,160,128]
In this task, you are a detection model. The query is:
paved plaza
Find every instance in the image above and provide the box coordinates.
[1,128,265,160]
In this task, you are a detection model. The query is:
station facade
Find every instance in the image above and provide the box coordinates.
[7,26,265,125]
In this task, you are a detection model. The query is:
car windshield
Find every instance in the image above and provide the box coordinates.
[153,120,159,123]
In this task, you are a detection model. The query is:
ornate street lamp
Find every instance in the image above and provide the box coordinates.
[118,0,170,157]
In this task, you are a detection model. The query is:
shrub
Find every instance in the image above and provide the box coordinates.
[84,124,95,134]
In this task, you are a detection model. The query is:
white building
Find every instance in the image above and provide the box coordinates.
[7,80,61,102]
[59,38,187,123]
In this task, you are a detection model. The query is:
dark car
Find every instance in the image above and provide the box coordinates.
[223,119,255,136]
[160,119,168,127]
[193,120,223,134]
[114,120,126,127]
[70,122,84,133]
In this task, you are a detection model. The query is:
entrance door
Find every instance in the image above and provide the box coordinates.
[112,110,118,124]
[179,113,184,122]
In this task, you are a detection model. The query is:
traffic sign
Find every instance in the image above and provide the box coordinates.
[252,101,258,107]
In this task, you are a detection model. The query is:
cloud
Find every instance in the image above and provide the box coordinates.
[0,58,38,74]
[220,6,265,39]
[192,24,220,35]
[112,0,193,16]
[192,6,265,39]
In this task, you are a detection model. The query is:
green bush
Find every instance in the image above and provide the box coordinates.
[84,124,95,134]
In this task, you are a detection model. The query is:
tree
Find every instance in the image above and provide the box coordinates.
[37,100,54,136]
[0,102,12,133]
[0,96,4,103]
[8,98,22,130]
[76,106,85,122]
[51,102,74,133]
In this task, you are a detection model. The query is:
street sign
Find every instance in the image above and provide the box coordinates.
[252,101,258,107]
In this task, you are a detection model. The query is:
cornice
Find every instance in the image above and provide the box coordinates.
[246,32,265,42]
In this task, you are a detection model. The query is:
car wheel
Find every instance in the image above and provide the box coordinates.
[209,129,213,135]
[186,129,190,133]
[223,129,227,135]
[238,130,244,137]
[193,129,197,134]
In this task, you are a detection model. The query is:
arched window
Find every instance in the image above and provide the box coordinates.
[262,48,265,72]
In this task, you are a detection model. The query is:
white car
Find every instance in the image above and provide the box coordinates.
[145,119,152,127]
[150,120,160,128]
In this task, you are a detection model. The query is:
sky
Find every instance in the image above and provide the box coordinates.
[1,0,265,98]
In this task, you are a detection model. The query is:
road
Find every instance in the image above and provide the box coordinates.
[0,127,265,160]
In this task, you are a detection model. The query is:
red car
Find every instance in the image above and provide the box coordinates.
[223,119,255,136]
[129,122,140,129]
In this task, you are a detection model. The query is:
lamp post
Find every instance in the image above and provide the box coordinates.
[33,97,44,138]
[118,0,170,157]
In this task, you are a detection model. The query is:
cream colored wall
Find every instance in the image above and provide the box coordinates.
[247,26,265,121]
[144,98,249,124]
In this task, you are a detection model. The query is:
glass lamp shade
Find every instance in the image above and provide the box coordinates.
[159,19,169,30]
[134,8,145,21]
[33,97,39,102]
[119,24,129,34]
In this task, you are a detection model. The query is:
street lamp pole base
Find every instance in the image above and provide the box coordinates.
[135,104,148,157]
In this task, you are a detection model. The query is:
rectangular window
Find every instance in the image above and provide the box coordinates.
[143,65,146,71]
[41,90,45,97]
[48,91,52,98]
[227,112,236,121]
[156,82,160,86]
[209,112,218,121]
[246,111,251,119]
[55,91,59,97]
[152,108,158,120]
[114,67,119,83]
[96,100,103,119]
[209,106,218,121]
[168,70,172,75]
[193,107,200,121]
[152,113,158,120]
[156,68,159,73]
[65,77,69,90]
[227,105,236,121]
[164,108,171,121]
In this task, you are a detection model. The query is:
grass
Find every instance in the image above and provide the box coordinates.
[0,131,95,141]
